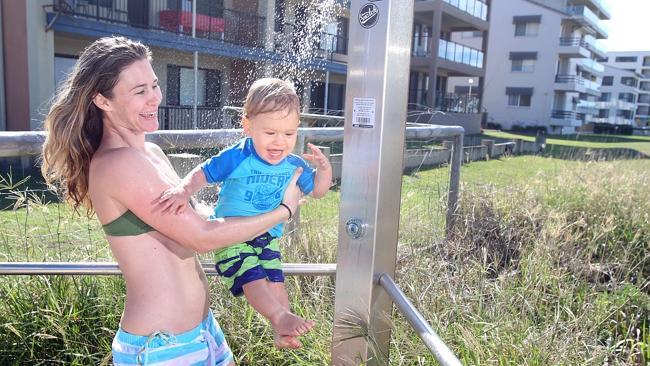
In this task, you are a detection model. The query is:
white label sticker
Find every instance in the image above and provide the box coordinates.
[352,98,376,128]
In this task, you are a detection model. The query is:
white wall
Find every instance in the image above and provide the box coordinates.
[482,0,562,129]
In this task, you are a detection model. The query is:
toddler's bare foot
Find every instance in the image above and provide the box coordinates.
[270,310,315,337]
[274,334,302,349]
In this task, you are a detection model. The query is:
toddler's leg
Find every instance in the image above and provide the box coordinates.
[242,279,314,349]
[268,281,307,349]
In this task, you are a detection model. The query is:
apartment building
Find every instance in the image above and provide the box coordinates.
[602,51,650,127]
[475,0,610,134]
[407,0,490,133]
[590,64,639,127]
[0,0,490,134]
[1,0,349,131]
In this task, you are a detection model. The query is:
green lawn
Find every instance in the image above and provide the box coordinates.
[482,130,650,156]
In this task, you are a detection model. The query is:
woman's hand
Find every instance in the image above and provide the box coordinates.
[282,167,306,216]
[157,185,192,215]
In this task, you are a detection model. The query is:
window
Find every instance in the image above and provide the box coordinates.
[620,77,638,87]
[54,54,78,89]
[166,65,221,107]
[506,87,533,107]
[616,110,632,118]
[514,22,538,37]
[615,56,638,63]
[511,59,535,72]
[510,52,537,72]
[310,82,345,116]
[513,15,541,37]
[599,92,611,102]
[618,93,636,103]
[461,31,483,38]
[508,94,531,107]
[597,109,609,118]
[602,76,613,86]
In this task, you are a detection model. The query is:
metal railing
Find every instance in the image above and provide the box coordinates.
[559,37,587,47]
[0,262,336,276]
[274,23,348,57]
[47,0,266,48]
[158,105,223,130]
[551,110,579,120]
[442,0,488,21]
[438,39,484,68]
[379,273,462,366]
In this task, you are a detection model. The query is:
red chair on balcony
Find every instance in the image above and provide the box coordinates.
[159,10,225,38]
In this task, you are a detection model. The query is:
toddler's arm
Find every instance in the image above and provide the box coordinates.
[158,165,208,214]
[303,143,332,199]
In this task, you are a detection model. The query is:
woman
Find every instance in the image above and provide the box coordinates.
[41,36,309,365]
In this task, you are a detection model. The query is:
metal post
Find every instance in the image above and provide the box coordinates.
[446,133,463,237]
[332,1,414,365]
[324,70,330,114]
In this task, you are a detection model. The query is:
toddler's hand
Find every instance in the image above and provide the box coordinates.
[303,143,332,171]
[157,186,191,215]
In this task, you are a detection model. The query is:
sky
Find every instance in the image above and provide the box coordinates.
[600,0,650,52]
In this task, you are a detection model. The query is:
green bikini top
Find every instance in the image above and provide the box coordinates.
[102,210,154,236]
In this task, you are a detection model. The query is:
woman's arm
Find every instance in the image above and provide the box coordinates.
[95,147,302,253]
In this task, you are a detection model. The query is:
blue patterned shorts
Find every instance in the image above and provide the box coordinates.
[112,310,233,365]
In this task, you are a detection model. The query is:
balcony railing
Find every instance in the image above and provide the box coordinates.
[555,74,600,93]
[158,106,223,130]
[434,92,480,114]
[49,0,266,48]
[566,5,609,38]
[443,0,488,21]
[583,34,607,58]
[274,23,348,56]
[438,39,484,68]
[559,37,587,47]
[551,110,579,120]
[580,58,605,74]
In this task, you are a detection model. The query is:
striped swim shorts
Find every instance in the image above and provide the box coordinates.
[112,310,233,366]
[214,232,284,296]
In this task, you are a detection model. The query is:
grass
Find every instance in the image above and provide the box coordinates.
[482,130,650,156]
[0,154,649,365]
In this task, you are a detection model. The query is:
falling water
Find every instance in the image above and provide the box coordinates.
[174,0,345,203]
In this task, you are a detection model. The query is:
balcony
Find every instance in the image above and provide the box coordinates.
[442,0,488,21]
[558,37,590,58]
[579,58,605,75]
[275,23,348,57]
[47,0,266,48]
[594,100,636,111]
[438,39,484,69]
[569,0,612,20]
[550,110,583,127]
[434,92,480,114]
[583,35,607,60]
[565,6,609,39]
[554,75,601,96]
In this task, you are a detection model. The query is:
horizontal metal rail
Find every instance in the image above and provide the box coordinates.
[378,273,462,366]
[0,125,465,157]
[0,262,336,276]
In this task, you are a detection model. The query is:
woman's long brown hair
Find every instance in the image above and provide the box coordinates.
[41,36,151,214]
